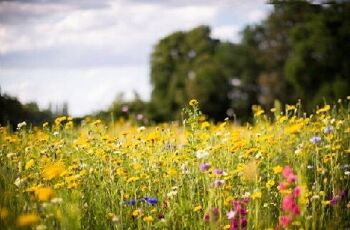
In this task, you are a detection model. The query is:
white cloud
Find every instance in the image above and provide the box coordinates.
[212,25,241,42]
[248,9,268,23]
[0,0,271,116]
[0,66,150,116]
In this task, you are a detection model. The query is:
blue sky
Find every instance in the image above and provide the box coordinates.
[0,0,272,116]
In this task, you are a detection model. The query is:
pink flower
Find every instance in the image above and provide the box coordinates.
[282,166,293,178]
[278,182,288,191]
[287,174,297,183]
[293,186,301,197]
[279,215,292,228]
[282,166,297,182]
[291,204,300,215]
[227,210,236,220]
[282,195,294,212]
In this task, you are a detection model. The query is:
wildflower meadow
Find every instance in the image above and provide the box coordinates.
[1,99,350,229]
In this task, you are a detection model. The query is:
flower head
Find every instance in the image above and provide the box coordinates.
[226,210,236,220]
[199,163,211,172]
[310,136,321,144]
[142,197,158,205]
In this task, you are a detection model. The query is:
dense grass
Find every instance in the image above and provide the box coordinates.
[0,99,349,229]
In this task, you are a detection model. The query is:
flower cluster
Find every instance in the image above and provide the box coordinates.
[227,198,249,230]
[277,166,301,229]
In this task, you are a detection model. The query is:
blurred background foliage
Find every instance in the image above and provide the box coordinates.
[1,1,349,127]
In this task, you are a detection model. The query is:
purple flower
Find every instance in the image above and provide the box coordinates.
[214,168,224,175]
[124,199,137,206]
[200,163,211,172]
[310,136,321,144]
[330,196,339,205]
[241,197,249,204]
[213,179,224,187]
[324,126,334,134]
[240,218,247,228]
[142,197,158,205]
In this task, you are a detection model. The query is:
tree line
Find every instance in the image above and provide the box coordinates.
[102,1,350,123]
[2,1,349,126]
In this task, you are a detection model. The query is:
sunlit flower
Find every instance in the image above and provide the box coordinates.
[273,165,283,174]
[42,162,65,180]
[35,187,54,202]
[16,213,40,227]
[189,99,199,106]
[193,205,202,212]
[143,215,154,222]
[25,159,35,170]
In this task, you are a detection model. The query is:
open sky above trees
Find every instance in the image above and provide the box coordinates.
[0,0,271,116]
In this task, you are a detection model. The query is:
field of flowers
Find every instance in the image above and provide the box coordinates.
[0,99,350,229]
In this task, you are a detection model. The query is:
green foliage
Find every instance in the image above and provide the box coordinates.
[150,26,233,122]
[285,3,350,110]
[0,93,56,129]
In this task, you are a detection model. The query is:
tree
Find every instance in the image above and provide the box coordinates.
[150,26,232,121]
[285,2,350,110]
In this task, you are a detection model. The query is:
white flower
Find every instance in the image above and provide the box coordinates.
[17,121,27,129]
[138,126,146,132]
[345,171,350,176]
[167,190,178,198]
[195,150,209,159]
[14,177,24,187]
[51,197,63,204]
[6,152,17,158]
[36,225,47,230]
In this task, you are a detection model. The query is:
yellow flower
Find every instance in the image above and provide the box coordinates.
[201,121,210,129]
[143,215,154,222]
[127,176,140,183]
[35,187,54,202]
[0,208,9,219]
[252,105,264,116]
[167,168,177,177]
[316,105,330,114]
[193,205,202,212]
[224,225,231,229]
[273,165,283,174]
[16,213,40,227]
[224,196,234,206]
[116,168,126,176]
[266,179,275,189]
[189,99,198,106]
[132,209,142,217]
[285,123,304,134]
[251,191,262,200]
[42,162,65,180]
[25,159,35,170]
